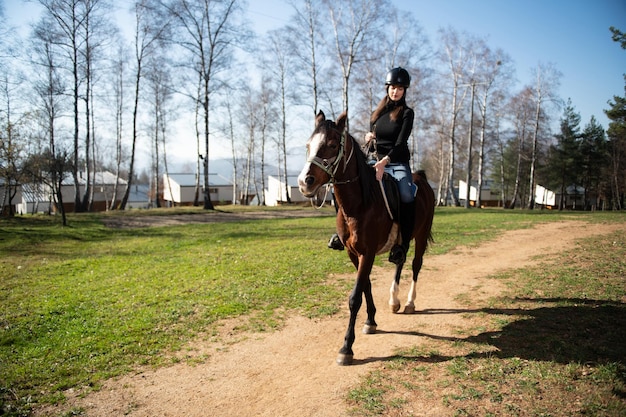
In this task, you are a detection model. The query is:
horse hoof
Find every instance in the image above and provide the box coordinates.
[336,353,354,366]
[362,324,377,334]
[390,303,401,313]
[403,304,415,314]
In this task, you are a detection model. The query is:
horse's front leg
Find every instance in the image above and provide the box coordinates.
[337,254,376,366]
[362,270,377,334]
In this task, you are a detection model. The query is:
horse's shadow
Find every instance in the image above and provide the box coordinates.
[359,298,626,383]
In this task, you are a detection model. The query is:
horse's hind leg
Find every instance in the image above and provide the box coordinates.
[389,263,403,313]
[404,249,424,314]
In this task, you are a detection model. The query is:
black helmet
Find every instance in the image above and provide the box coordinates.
[385,67,411,88]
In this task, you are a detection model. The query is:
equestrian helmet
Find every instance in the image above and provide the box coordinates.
[385,67,411,88]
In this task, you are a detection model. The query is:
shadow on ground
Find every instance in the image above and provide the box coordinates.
[367,298,626,384]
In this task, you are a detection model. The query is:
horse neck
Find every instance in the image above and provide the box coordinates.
[332,136,368,214]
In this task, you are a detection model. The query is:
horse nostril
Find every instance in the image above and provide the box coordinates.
[305,176,315,186]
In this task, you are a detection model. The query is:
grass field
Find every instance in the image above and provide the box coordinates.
[1,207,625,416]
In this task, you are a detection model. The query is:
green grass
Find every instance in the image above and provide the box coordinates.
[347,213,626,417]
[1,206,625,416]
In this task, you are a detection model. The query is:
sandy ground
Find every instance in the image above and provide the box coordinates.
[36,220,625,417]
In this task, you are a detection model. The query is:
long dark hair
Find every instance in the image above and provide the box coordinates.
[370,87,407,125]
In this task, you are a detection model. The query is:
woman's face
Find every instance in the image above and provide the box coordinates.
[387,84,405,102]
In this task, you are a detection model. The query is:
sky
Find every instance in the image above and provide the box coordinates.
[247,0,625,129]
[4,0,626,169]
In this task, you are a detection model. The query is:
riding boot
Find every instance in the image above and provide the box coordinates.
[389,201,416,265]
[328,233,344,250]
[327,192,344,250]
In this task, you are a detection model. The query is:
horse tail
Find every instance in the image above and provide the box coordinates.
[413,169,427,183]
[412,169,435,246]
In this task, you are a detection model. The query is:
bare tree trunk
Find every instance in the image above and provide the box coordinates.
[161,110,170,209]
[226,101,238,205]
[447,83,461,206]
[464,83,476,208]
[153,103,160,208]
[194,76,202,206]
[110,53,124,210]
[119,49,141,210]
[526,99,541,209]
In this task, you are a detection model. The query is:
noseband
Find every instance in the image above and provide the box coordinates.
[306,123,356,185]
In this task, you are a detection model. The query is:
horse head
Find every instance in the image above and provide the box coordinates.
[298,110,347,198]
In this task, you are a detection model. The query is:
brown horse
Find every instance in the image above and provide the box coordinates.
[298,111,435,365]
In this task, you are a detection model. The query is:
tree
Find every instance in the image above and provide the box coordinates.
[323,0,389,128]
[609,26,626,50]
[262,29,293,204]
[165,0,249,210]
[0,74,25,216]
[579,116,607,209]
[146,54,174,208]
[35,0,112,212]
[79,0,113,212]
[109,42,128,210]
[35,0,85,211]
[604,26,626,210]
[548,99,582,210]
[474,53,509,208]
[526,62,562,209]
[29,15,69,219]
[0,5,26,216]
[438,27,474,206]
[287,0,323,117]
[506,87,534,208]
[119,0,169,210]
[605,92,626,209]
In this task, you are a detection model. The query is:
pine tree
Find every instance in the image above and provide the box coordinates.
[548,99,582,210]
[579,116,607,209]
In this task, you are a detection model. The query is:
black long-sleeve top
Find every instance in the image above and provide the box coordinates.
[371,104,414,164]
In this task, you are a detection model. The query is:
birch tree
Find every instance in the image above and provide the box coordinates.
[526,62,561,209]
[323,0,388,127]
[119,0,169,209]
[165,0,249,210]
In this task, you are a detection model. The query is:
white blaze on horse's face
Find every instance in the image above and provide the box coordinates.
[298,132,326,197]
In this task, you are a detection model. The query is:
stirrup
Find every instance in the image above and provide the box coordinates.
[388,244,406,265]
[328,233,344,250]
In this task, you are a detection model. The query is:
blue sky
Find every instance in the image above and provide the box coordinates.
[248,0,625,130]
[6,0,626,131]
[396,0,625,129]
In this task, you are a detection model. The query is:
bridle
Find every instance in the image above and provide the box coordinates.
[306,122,358,186]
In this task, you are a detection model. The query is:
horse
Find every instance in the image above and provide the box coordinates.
[298,110,435,366]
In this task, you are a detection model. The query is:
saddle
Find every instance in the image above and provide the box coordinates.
[380,173,401,221]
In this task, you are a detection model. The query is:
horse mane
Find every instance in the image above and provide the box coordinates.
[317,115,379,208]
[348,134,379,208]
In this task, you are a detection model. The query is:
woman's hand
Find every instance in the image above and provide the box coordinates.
[364,132,375,146]
[373,156,389,181]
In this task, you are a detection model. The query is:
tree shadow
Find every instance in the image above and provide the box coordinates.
[360,298,626,384]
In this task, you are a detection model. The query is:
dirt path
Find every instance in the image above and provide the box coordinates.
[42,220,624,417]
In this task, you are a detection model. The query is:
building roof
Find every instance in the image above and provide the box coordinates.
[20,184,49,203]
[61,171,127,186]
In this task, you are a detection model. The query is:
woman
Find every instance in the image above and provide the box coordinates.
[329,67,416,265]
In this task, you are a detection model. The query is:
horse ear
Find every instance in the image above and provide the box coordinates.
[315,110,326,128]
[336,111,348,131]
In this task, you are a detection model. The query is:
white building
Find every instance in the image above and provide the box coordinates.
[163,173,233,205]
